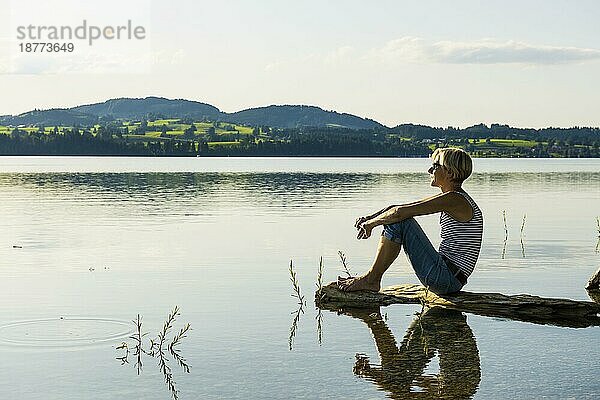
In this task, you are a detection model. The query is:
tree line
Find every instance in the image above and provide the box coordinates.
[0,124,598,157]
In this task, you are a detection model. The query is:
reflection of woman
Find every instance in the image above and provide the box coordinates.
[345,307,481,399]
[338,148,483,295]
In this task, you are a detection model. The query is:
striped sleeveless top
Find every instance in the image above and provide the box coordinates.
[439,191,483,277]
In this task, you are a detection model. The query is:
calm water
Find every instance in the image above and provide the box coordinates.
[0,157,598,399]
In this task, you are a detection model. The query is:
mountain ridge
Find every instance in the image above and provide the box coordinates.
[1,96,385,130]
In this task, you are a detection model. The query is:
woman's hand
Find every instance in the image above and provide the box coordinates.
[357,220,375,240]
[354,216,370,228]
[355,205,396,229]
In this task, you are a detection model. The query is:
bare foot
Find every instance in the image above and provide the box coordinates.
[337,275,380,292]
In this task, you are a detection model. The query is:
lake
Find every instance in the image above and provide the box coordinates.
[0,157,598,399]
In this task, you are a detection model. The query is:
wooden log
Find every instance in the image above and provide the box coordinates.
[316,282,600,328]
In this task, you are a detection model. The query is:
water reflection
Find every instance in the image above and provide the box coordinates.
[596,218,600,253]
[0,172,388,198]
[115,309,191,400]
[500,211,528,259]
[337,307,481,399]
[315,307,323,345]
[288,261,307,351]
[2,171,598,208]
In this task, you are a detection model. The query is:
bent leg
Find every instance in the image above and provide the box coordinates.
[384,218,462,294]
[338,218,462,294]
[338,236,401,292]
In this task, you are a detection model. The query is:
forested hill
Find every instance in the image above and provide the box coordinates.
[3,109,98,127]
[1,97,383,130]
[390,123,600,143]
[1,98,599,156]
[72,97,222,121]
[227,105,384,129]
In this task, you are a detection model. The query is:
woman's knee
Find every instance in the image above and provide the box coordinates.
[385,217,417,232]
[382,218,419,245]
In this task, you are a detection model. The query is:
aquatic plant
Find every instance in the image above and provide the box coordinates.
[169,323,192,374]
[288,306,303,351]
[316,256,323,292]
[315,308,323,346]
[130,314,146,374]
[170,323,191,352]
[154,306,180,354]
[338,250,352,277]
[288,257,329,349]
[595,216,600,253]
[289,260,306,307]
[520,214,527,258]
[315,257,325,345]
[115,342,129,365]
[287,260,306,350]
[115,307,191,400]
[501,210,508,259]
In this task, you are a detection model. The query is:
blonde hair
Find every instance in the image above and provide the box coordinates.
[431,147,473,183]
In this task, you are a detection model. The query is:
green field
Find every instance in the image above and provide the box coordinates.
[472,138,538,147]
[1,125,73,134]
[0,118,258,142]
[114,119,256,137]
[1,121,595,158]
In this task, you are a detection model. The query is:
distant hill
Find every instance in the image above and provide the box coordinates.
[72,96,222,121]
[227,105,384,129]
[1,109,98,126]
[0,97,385,129]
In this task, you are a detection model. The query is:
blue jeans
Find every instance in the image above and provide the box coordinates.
[382,218,464,295]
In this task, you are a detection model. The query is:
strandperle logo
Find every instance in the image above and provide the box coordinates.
[16,20,146,46]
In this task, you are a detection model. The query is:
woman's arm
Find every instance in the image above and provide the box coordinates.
[355,194,441,228]
[356,192,469,239]
[355,205,396,228]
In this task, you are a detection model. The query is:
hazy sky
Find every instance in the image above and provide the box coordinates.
[1,0,599,128]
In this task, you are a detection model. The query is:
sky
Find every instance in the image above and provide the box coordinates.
[1,0,599,128]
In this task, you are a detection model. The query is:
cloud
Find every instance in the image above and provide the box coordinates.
[264,60,284,72]
[1,52,142,75]
[324,45,355,65]
[0,48,187,75]
[264,53,319,72]
[369,37,600,65]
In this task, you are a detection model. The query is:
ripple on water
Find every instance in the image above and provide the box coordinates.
[0,317,133,349]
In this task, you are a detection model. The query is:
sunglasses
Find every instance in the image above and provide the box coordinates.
[430,162,442,171]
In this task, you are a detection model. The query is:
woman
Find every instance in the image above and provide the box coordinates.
[338,147,483,295]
